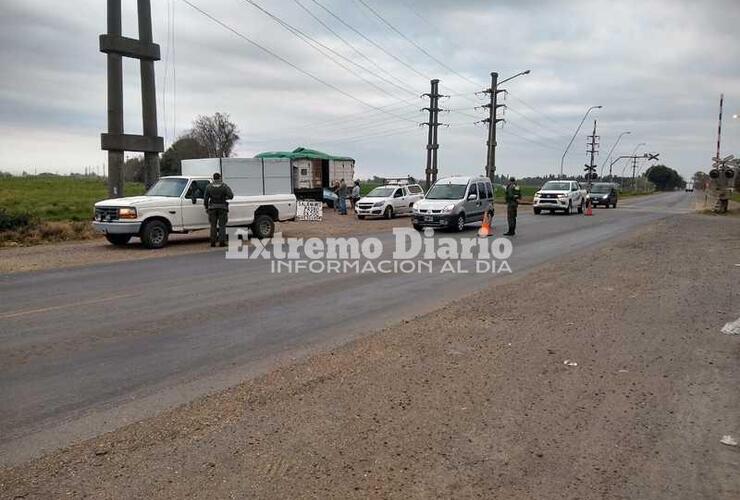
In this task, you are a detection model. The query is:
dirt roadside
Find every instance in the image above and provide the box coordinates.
[0,210,405,274]
[1,213,738,499]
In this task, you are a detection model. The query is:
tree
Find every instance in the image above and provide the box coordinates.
[160,135,209,176]
[124,155,145,183]
[190,112,240,158]
[692,171,709,190]
[645,164,685,191]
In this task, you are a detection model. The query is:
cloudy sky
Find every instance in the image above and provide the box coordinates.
[1,0,739,180]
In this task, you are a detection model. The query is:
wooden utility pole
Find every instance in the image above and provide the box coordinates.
[100,0,164,197]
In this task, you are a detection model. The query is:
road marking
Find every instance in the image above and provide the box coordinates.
[0,293,139,320]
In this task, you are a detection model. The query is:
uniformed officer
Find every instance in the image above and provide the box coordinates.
[203,172,234,247]
[504,177,521,236]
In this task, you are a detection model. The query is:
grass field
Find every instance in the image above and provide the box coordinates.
[0,176,144,221]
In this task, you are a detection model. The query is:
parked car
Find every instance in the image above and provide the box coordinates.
[93,158,297,248]
[587,182,618,208]
[412,176,494,231]
[355,183,424,219]
[533,180,586,215]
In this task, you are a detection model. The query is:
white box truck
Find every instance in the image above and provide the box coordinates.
[92,158,297,248]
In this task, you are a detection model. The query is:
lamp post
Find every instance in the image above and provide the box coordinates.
[559,105,602,178]
[620,142,646,189]
[600,131,631,179]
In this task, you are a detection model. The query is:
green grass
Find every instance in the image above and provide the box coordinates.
[0,176,145,222]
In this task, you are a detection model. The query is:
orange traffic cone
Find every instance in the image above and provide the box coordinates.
[585,200,593,216]
[478,210,493,237]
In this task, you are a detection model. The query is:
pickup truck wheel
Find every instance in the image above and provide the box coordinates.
[384,206,393,219]
[357,215,366,220]
[577,201,584,214]
[252,214,275,239]
[533,208,541,215]
[140,220,169,249]
[565,201,573,215]
[105,233,132,246]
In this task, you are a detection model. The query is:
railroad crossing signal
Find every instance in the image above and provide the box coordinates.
[584,164,598,180]
[645,153,660,162]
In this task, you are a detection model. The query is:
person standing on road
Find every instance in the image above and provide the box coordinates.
[504,177,521,236]
[337,178,348,215]
[203,172,234,247]
[350,180,360,211]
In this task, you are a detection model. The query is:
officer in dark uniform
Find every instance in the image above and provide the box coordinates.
[504,176,521,236]
[203,172,234,247]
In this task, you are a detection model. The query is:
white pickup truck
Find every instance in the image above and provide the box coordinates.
[532,180,586,215]
[92,158,297,248]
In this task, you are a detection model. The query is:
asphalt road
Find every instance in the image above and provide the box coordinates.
[0,192,692,465]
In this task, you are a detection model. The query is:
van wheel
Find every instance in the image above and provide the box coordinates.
[252,214,275,239]
[105,233,132,246]
[450,213,465,232]
[140,220,169,249]
[384,206,393,219]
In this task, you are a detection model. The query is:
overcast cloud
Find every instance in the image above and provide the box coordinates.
[1,0,739,179]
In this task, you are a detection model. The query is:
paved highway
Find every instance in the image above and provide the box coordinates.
[0,192,691,465]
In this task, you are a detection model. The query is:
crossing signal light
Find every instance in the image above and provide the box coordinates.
[646,153,659,161]
[584,164,597,180]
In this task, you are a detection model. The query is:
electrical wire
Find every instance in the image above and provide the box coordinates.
[354,0,482,89]
[180,0,418,124]
[240,0,417,102]
[291,0,419,97]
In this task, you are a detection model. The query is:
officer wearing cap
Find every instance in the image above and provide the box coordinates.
[504,177,521,236]
[203,172,234,247]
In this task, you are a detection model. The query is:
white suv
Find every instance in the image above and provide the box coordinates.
[356,184,425,219]
[533,180,586,215]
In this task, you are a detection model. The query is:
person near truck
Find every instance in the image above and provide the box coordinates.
[203,172,234,247]
[350,180,360,211]
[504,177,521,236]
[337,178,348,215]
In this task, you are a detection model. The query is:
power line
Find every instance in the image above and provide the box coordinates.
[180,0,418,124]
[505,104,563,137]
[291,0,419,97]
[240,0,414,102]
[506,92,568,128]
[500,127,562,152]
[354,0,483,89]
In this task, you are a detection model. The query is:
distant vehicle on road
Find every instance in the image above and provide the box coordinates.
[587,182,619,208]
[685,181,694,192]
[412,176,493,231]
[93,158,297,248]
[533,180,586,215]
[355,183,424,219]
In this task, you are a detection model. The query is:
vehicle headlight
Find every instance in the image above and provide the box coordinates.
[534,193,541,198]
[557,194,567,199]
[118,207,137,219]
[373,201,384,207]
[412,206,420,213]
[441,204,455,213]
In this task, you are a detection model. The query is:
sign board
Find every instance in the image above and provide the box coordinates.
[296,200,323,221]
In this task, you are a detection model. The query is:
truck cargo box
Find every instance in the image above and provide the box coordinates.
[182,158,293,196]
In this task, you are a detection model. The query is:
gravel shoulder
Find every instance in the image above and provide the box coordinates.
[0,210,406,274]
[1,213,738,499]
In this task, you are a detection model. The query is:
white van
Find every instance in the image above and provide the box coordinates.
[412,176,494,231]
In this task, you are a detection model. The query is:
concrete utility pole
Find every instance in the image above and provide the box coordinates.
[100,0,164,197]
[422,79,441,188]
[483,72,503,183]
[585,119,599,190]
[560,105,602,179]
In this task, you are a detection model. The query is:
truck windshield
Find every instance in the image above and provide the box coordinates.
[426,183,467,200]
[366,187,396,197]
[146,178,188,197]
[542,181,570,191]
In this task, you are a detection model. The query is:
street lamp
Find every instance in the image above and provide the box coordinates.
[620,142,646,189]
[600,131,631,178]
[560,105,603,178]
[499,69,531,85]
